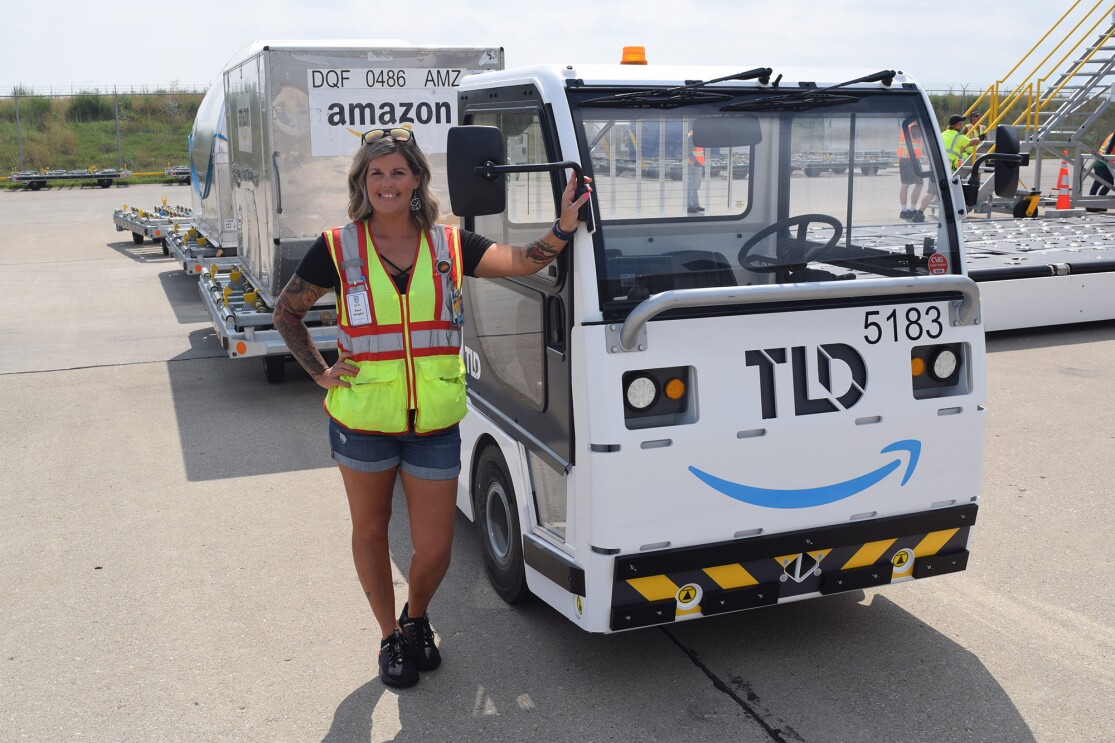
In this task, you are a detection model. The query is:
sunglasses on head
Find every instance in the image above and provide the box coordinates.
[361,128,416,146]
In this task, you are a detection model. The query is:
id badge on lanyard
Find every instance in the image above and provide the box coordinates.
[437,257,464,327]
[345,277,373,326]
[450,286,464,327]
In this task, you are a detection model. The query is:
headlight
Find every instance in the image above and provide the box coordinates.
[929,348,959,381]
[625,375,658,410]
[911,343,968,399]
[622,366,696,429]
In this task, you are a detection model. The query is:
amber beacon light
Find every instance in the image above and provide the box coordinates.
[620,46,648,65]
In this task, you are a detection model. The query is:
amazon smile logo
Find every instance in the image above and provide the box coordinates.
[689,440,921,509]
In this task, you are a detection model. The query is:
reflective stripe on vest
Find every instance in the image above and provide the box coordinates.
[324,222,462,360]
[942,129,968,169]
[322,222,466,434]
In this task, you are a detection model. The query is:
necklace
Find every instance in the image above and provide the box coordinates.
[379,253,412,279]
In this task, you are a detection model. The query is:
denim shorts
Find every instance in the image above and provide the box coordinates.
[329,418,462,480]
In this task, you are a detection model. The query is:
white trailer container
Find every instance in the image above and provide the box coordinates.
[166,82,239,274]
[198,40,504,382]
[188,82,237,250]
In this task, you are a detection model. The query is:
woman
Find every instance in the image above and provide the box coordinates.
[272,127,590,688]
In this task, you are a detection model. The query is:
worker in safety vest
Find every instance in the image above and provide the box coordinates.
[272,127,592,690]
[1089,131,1115,200]
[897,121,931,222]
[942,114,979,171]
[963,111,988,160]
[687,129,705,214]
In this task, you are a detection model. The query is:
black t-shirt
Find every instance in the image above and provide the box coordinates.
[295,227,494,294]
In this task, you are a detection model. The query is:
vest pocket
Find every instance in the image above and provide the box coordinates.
[414,355,467,433]
[326,359,409,433]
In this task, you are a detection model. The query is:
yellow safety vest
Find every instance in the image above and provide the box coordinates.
[963,122,986,156]
[323,221,466,435]
[941,129,970,171]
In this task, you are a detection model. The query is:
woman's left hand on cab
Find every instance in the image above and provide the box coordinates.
[558,173,592,234]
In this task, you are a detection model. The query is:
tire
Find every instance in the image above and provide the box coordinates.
[263,355,286,384]
[98,179,112,188]
[473,446,530,604]
[131,232,144,245]
[29,180,44,191]
[160,239,168,256]
[861,166,879,176]
[804,166,821,178]
[832,166,847,174]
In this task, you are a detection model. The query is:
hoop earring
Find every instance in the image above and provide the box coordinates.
[409,194,422,212]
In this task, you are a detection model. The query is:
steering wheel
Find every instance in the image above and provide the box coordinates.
[738,214,843,273]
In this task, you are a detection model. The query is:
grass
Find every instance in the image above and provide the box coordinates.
[0,91,201,174]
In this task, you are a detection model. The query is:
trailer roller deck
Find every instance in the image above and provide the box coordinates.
[198,263,337,383]
[164,224,236,275]
[112,201,193,254]
[963,214,1115,331]
[10,167,132,190]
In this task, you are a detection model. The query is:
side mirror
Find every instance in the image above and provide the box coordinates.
[993,125,1021,197]
[963,124,1028,208]
[447,126,507,217]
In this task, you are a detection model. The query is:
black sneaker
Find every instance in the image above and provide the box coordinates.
[899,208,912,220]
[910,209,926,223]
[399,603,441,671]
[378,629,418,688]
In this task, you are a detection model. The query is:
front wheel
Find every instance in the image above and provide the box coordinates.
[131,231,144,245]
[473,446,530,604]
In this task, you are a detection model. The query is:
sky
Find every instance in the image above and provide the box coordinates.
[3,1,1106,93]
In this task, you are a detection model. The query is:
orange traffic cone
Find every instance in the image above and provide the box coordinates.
[1055,150,1072,209]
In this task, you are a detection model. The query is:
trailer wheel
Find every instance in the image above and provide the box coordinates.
[263,356,286,384]
[98,179,112,188]
[160,239,168,256]
[29,180,44,191]
[803,166,822,177]
[474,445,530,604]
[861,166,879,176]
[131,232,144,245]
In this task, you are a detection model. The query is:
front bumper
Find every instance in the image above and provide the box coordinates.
[610,503,975,630]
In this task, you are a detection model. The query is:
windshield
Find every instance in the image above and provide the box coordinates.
[572,88,956,317]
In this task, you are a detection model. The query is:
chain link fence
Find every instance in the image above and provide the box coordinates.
[1,87,205,175]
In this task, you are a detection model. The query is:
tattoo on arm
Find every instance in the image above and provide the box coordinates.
[273,275,331,378]
[523,238,560,266]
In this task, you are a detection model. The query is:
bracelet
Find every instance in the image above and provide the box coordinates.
[551,220,576,242]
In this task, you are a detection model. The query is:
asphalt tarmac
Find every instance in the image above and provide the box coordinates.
[1,183,1112,742]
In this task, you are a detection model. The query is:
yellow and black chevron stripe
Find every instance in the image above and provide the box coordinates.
[610,503,975,631]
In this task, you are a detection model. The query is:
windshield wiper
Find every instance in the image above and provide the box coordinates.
[581,67,774,109]
[721,69,896,112]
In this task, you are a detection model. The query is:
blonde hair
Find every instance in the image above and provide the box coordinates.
[346,136,441,228]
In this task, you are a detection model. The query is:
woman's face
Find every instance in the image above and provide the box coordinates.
[364,151,421,216]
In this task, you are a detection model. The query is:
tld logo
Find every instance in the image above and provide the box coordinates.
[745,343,867,419]
[463,346,482,380]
